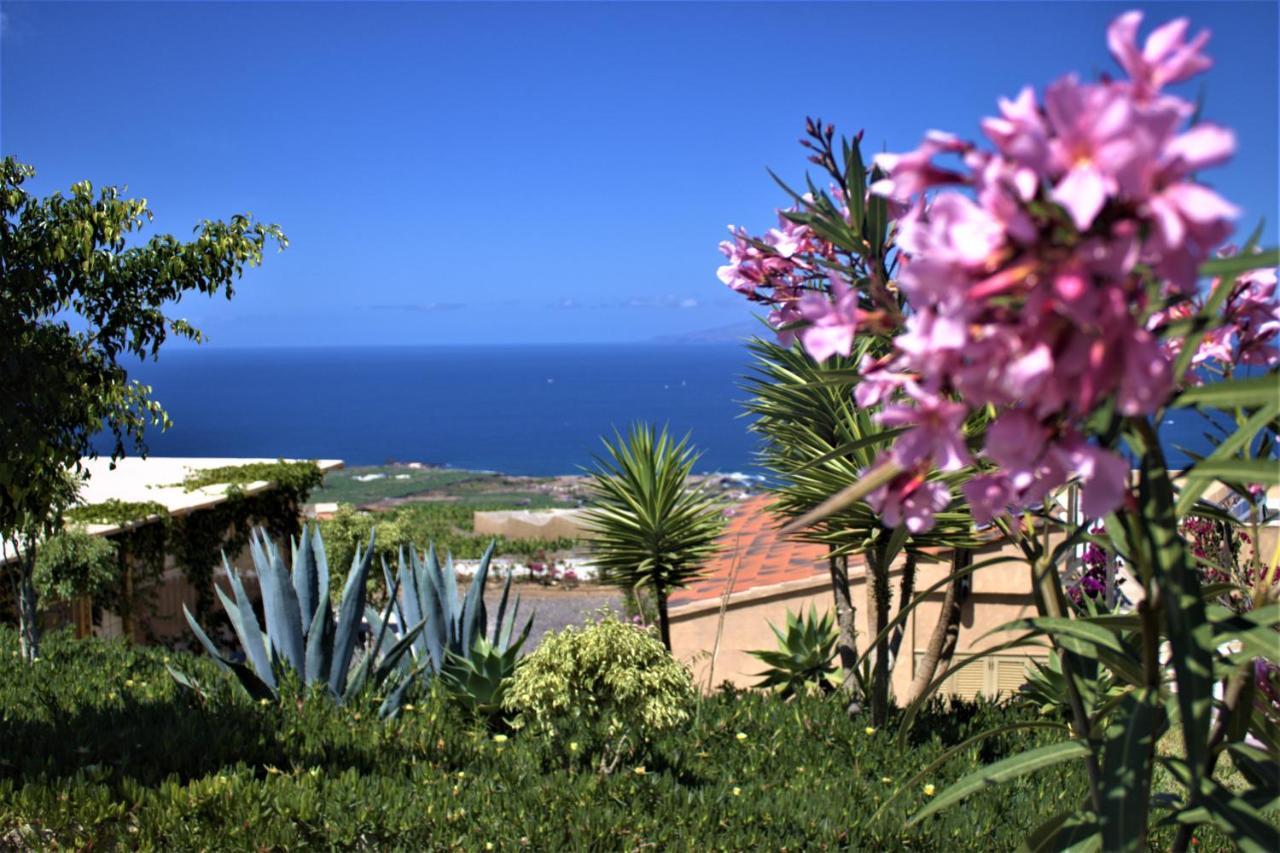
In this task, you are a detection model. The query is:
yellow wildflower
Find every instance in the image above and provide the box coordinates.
[634,766,646,776]
[493,734,508,744]
[864,726,876,736]
[881,776,893,784]
[735,732,748,741]
[732,786,741,797]
[923,783,936,797]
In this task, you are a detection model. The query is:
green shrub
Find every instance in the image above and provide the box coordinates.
[502,613,695,772]
[0,627,1256,849]
[32,527,119,605]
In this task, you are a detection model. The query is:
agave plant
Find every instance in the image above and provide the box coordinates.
[173,525,425,716]
[367,540,533,689]
[440,637,527,722]
[748,605,841,699]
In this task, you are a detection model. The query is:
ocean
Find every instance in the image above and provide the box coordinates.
[97,344,1232,476]
[99,345,764,476]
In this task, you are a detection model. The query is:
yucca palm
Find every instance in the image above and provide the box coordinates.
[582,424,723,650]
[744,336,979,724]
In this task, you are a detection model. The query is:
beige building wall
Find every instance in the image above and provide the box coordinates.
[473,509,593,542]
[670,536,1049,702]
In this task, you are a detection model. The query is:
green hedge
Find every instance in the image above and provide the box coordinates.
[0,629,1237,849]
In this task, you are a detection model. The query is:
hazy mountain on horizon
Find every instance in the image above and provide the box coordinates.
[653,320,765,344]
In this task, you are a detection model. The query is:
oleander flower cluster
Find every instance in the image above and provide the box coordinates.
[717,204,857,361]
[856,10,1273,531]
[1068,527,1112,605]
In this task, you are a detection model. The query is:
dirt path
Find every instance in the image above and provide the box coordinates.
[479,583,624,649]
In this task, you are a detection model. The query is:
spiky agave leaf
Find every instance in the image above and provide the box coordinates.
[255,529,306,675]
[328,531,375,697]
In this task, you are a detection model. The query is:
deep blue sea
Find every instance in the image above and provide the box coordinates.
[96,345,1231,476]
[99,345,764,475]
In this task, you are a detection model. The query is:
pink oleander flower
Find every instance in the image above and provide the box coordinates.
[870,131,971,204]
[868,471,952,534]
[1043,75,1146,230]
[877,386,971,472]
[797,274,859,361]
[1107,11,1212,102]
[765,217,813,259]
[853,10,1237,532]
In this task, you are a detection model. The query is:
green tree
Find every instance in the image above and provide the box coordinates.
[1,156,285,660]
[581,424,722,650]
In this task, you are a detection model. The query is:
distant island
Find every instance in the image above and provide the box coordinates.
[652,320,763,344]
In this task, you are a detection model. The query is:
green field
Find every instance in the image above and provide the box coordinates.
[309,465,498,505]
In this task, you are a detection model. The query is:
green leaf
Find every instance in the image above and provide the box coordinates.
[1136,430,1215,786]
[1196,776,1280,853]
[1173,375,1279,409]
[1182,459,1280,485]
[998,616,1130,655]
[1099,688,1162,851]
[1019,809,1100,853]
[1197,249,1279,280]
[909,740,1092,824]
[1175,403,1279,516]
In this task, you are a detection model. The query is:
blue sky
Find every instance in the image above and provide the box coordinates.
[3,1,1277,346]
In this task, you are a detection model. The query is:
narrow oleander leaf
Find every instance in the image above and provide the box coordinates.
[909,740,1091,824]
[1174,403,1278,516]
[871,721,1069,826]
[1140,443,1215,785]
[1099,687,1162,851]
[1174,375,1280,410]
[998,616,1130,654]
[1018,809,1100,853]
[1197,249,1279,280]
[1197,776,1280,852]
[1182,459,1280,485]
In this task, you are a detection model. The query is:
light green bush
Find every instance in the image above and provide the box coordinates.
[32,527,119,605]
[503,612,695,772]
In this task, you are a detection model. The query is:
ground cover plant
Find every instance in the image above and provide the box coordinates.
[11,626,1250,851]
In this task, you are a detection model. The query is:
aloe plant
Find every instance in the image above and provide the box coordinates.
[368,540,532,680]
[748,606,841,699]
[440,636,528,721]
[172,525,425,716]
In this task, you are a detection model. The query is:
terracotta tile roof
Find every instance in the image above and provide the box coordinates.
[669,495,831,607]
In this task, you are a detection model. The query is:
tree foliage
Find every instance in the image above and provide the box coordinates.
[31,528,119,605]
[0,156,285,658]
[580,424,722,649]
